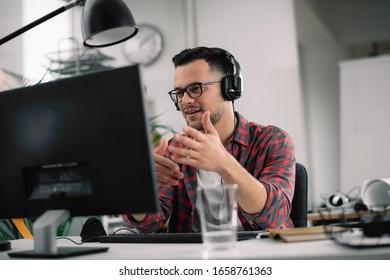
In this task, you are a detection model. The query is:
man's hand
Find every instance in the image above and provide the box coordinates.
[168,111,231,173]
[154,138,183,186]
[131,139,183,223]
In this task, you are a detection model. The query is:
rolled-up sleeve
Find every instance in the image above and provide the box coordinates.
[237,125,295,229]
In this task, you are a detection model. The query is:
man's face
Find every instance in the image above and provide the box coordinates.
[173,60,225,131]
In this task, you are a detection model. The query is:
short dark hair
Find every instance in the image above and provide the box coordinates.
[172,46,234,76]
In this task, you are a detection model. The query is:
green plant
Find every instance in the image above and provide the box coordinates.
[0,217,72,240]
[0,68,35,92]
[149,113,176,147]
[0,219,21,240]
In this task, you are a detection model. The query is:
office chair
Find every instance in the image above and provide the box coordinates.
[290,162,308,227]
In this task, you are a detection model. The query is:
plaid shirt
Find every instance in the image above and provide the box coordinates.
[124,112,296,232]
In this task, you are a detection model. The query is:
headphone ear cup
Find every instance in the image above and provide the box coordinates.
[362,178,390,211]
[221,75,242,101]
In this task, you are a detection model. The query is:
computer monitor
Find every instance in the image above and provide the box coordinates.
[0,65,158,258]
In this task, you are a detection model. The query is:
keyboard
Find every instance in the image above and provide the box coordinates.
[98,231,265,244]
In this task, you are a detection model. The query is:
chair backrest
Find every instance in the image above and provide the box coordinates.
[290,162,308,227]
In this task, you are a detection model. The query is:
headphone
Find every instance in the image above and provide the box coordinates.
[361,178,390,211]
[173,48,243,111]
[211,48,243,101]
[325,191,353,209]
[325,179,390,212]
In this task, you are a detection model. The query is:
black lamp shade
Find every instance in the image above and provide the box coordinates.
[82,0,138,48]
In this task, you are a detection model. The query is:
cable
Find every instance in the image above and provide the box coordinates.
[111,227,138,235]
[56,236,84,245]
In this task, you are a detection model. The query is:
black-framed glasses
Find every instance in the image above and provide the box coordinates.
[168,81,221,103]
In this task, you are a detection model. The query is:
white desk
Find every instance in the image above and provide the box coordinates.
[1,236,389,260]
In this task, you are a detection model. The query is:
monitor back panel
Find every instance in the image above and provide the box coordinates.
[0,65,158,218]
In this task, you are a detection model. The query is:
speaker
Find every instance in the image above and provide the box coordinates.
[80,217,107,242]
[212,48,243,101]
[361,178,390,211]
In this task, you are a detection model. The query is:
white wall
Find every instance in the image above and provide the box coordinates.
[22,0,71,80]
[0,0,24,74]
[0,0,72,84]
[340,55,390,193]
[299,44,350,206]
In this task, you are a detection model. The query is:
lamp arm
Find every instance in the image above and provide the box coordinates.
[0,0,86,46]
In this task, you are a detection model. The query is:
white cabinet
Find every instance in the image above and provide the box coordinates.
[339,55,390,193]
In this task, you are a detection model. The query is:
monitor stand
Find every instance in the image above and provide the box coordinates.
[8,210,108,258]
[0,240,11,251]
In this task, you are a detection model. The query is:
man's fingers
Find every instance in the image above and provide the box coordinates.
[202,111,217,135]
[154,138,168,155]
[156,173,180,186]
[154,152,183,185]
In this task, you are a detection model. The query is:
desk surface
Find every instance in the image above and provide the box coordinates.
[1,236,389,260]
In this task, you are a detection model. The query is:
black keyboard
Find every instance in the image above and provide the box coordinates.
[98,231,265,244]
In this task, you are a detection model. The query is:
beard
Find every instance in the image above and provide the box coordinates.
[183,103,224,131]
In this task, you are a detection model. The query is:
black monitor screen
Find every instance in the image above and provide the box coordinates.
[0,65,158,257]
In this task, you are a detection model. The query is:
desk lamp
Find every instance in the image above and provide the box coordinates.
[0,0,138,252]
[0,0,139,47]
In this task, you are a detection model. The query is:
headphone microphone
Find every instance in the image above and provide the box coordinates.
[175,102,180,111]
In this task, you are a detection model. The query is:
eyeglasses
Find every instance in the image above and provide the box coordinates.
[168,81,221,103]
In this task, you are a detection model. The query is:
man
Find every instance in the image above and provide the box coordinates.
[123,47,296,232]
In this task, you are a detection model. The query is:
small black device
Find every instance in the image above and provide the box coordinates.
[0,65,158,258]
[80,217,108,242]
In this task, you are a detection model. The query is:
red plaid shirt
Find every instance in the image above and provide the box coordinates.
[124,112,296,232]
